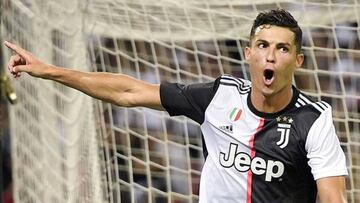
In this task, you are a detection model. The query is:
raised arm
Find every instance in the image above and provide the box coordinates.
[4,41,163,110]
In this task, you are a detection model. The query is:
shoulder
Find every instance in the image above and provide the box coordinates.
[295,91,332,116]
[291,91,334,138]
[217,74,251,94]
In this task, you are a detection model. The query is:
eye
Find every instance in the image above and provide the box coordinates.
[258,43,267,49]
[279,46,289,53]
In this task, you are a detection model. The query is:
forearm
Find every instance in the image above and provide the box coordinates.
[47,65,159,107]
[319,193,347,203]
[4,41,162,109]
[317,176,347,203]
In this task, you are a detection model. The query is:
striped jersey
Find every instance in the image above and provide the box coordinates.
[160,75,348,203]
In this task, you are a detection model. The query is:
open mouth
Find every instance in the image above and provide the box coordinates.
[263,69,274,85]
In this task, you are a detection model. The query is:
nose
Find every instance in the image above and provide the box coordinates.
[266,48,275,63]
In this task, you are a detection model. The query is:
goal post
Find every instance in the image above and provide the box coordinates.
[1,0,360,203]
[1,0,103,202]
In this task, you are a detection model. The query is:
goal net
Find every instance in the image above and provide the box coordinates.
[1,0,360,202]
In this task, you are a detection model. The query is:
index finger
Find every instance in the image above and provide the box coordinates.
[4,41,32,60]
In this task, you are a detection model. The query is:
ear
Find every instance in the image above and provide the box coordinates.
[245,46,251,61]
[295,53,304,69]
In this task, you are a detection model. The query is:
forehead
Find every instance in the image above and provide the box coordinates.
[252,25,295,45]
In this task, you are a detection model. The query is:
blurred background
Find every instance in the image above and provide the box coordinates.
[1,0,359,203]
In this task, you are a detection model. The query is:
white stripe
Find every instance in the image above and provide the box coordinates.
[317,102,327,110]
[220,76,251,87]
[320,101,330,108]
[221,75,247,83]
[220,79,238,85]
[220,79,251,93]
[311,103,324,112]
[295,103,301,108]
[220,79,250,89]
[278,123,291,128]
[297,98,306,106]
[299,94,312,104]
[220,79,251,89]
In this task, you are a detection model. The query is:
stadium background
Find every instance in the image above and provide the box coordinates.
[0,0,359,202]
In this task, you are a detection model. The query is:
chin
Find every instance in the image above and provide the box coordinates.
[262,91,275,98]
[260,86,276,97]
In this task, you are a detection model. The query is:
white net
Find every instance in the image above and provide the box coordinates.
[1,0,102,202]
[1,0,360,203]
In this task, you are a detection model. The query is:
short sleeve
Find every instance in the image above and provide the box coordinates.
[305,106,348,180]
[160,78,220,124]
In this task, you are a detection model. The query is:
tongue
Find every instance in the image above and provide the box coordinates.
[263,77,273,86]
[263,71,274,86]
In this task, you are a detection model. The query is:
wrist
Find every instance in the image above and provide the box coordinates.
[45,64,61,80]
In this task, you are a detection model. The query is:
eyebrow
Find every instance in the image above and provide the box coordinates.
[255,39,292,47]
[277,42,291,47]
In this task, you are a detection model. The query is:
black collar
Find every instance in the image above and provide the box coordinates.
[247,86,299,119]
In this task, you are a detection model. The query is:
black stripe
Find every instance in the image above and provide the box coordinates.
[220,82,251,94]
[313,102,325,111]
[297,97,306,106]
[317,101,327,110]
[295,102,302,107]
[320,101,329,109]
[220,79,251,92]
[222,78,251,87]
[299,93,313,105]
[220,76,252,88]
[220,81,251,92]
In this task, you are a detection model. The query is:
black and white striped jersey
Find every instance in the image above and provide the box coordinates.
[160,75,348,203]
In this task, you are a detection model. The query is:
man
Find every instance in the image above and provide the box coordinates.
[5,9,347,203]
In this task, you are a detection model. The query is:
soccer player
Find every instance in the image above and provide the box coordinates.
[5,9,348,203]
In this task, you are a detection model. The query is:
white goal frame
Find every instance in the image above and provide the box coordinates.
[1,0,360,202]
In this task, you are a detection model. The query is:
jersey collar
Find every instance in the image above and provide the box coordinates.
[247,85,300,119]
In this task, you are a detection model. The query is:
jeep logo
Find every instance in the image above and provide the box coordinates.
[219,143,284,182]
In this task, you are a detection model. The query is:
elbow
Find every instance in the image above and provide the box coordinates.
[321,198,347,203]
[112,92,136,107]
[318,191,347,203]
[317,176,347,203]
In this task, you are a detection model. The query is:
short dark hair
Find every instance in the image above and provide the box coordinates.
[250,9,302,53]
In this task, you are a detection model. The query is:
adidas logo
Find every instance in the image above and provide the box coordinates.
[219,125,233,134]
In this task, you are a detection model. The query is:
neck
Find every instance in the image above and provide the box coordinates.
[251,85,293,114]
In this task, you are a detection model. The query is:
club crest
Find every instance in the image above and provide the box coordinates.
[276,116,293,149]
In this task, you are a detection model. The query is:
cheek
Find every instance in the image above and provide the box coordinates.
[249,65,262,82]
[278,58,296,78]
[249,52,265,66]
[249,52,267,79]
[278,55,296,67]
